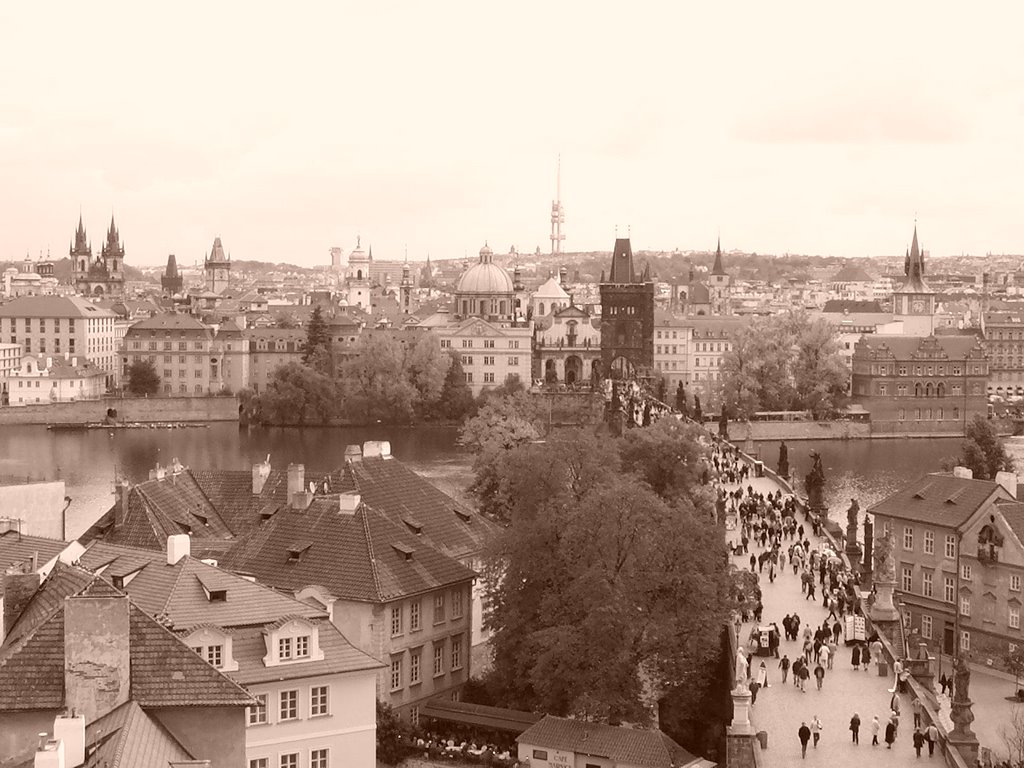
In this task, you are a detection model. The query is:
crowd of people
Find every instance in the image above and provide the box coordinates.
[711,434,948,763]
[411,734,516,765]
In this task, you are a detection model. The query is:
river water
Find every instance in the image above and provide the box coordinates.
[4,424,1024,540]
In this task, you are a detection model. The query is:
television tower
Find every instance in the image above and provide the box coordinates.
[549,155,565,254]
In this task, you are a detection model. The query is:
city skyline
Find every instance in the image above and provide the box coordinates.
[2,3,1023,266]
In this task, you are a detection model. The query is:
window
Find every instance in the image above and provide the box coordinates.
[944,576,955,603]
[461,355,472,366]
[923,571,933,598]
[533,750,549,761]
[510,340,519,349]
[410,649,422,684]
[902,566,913,592]
[296,635,309,658]
[903,526,914,550]
[1012,574,1022,592]
[960,595,971,616]
[311,749,328,768]
[390,656,402,690]
[923,530,935,555]
[921,614,933,639]
[484,339,495,348]
[945,535,956,559]
[483,356,494,365]
[410,706,420,727]
[434,643,445,676]
[1011,606,1021,630]
[462,339,473,348]
[206,645,223,668]
[391,605,403,636]
[280,755,298,768]
[279,637,293,660]
[961,563,972,581]
[250,760,268,768]
[451,589,463,619]
[248,694,268,726]
[483,372,495,383]
[410,600,421,631]
[310,685,329,716]
[961,631,971,651]
[279,690,298,721]
[451,635,463,670]
[440,339,451,348]
[434,593,446,623]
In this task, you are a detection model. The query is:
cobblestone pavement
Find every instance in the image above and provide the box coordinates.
[723,475,928,767]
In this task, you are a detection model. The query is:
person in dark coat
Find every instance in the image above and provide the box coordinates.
[885,719,897,748]
[912,727,925,757]
[850,713,861,744]
[799,722,811,758]
[851,643,861,668]
[861,642,871,671]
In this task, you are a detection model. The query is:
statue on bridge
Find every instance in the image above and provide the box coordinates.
[805,450,826,513]
[718,406,729,439]
[777,440,789,478]
[845,498,862,563]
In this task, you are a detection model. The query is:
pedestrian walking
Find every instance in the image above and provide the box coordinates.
[798,721,811,758]
[757,661,770,689]
[926,723,938,756]
[749,680,760,705]
[851,643,861,669]
[819,643,831,670]
[871,715,881,746]
[810,715,822,748]
[913,727,925,757]
[850,712,861,744]
[826,639,837,669]
[885,720,896,749]
[861,642,871,671]
[832,619,842,644]
[798,663,810,692]
[814,663,825,691]
[911,697,922,728]
[780,655,790,684]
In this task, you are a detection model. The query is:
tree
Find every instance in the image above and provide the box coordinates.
[792,316,849,418]
[483,438,732,724]
[954,415,1014,480]
[675,383,687,415]
[376,700,410,765]
[338,334,421,423]
[126,359,160,396]
[1006,645,1024,697]
[273,311,297,328]
[258,362,338,425]
[433,351,476,420]
[301,305,331,373]
[406,334,450,416]
[619,418,712,511]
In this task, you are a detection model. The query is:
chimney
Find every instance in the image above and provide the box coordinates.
[53,714,85,767]
[362,440,391,459]
[114,480,130,529]
[46,356,52,370]
[64,594,131,725]
[148,464,166,481]
[167,534,191,565]
[251,460,271,494]
[71,357,78,368]
[996,470,1018,499]
[3,571,41,642]
[33,736,64,768]
[344,444,362,463]
[287,464,305,506]
[339,492,361,514]
[290,491,313,511]
[953,466,974,479]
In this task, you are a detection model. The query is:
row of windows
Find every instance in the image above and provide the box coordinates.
[249,748,329,768]
[162,369,208,379]
[390,635,465,690]
[879,383,963,397]
[247,684,329,726]
[0,318,79,332]
[163,384,208,394]
[655,330,681,340]
[465,372,520,385]
[871,364,965,377]
[17,339,76,353]
[129,340,207,351]
[655,346,679,355]
[902,528,958,557]
[896,407,960,421]
[391,592,464,636]
[441,339,521,349]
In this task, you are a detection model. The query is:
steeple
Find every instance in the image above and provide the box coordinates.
[711,237,727,276]
[641,262,651,282]
[606,238,637,283]
[900,223,930,293]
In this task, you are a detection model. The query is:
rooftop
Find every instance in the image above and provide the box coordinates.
[869,472,1007,528]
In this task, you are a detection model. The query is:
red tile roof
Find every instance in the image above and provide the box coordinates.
[222,498,476,603]
[516,715,699,768]
[83,700,194,767]
[868,473,1007,528]
[0,530,68,573]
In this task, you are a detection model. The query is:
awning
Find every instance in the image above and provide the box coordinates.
[420,699,543,734]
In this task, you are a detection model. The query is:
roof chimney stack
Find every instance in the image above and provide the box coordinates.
[53,713,85,767]
[167,534,191,565]
[953,466,974,479]
[287,464,305,507]
[339,492,361,514]
[344,444,362,463]
[996,470,1018,499]
[64,594,131,725]
[362,440,391,459]
[252,459,271,495]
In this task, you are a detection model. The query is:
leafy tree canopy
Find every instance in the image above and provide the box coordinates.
[301,305,331,373]
[126,359,161,396]
[259,362,338,425]
[954,415,1014,480]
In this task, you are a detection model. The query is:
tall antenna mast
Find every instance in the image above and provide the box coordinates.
[549,155,565,255]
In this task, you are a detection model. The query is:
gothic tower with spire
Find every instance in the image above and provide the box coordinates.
[599,236,655,378]
[893,224,936,334]
[71,214,126,297]
[204,237,231,294]
[161,254,183,295]
[708,238,732,316]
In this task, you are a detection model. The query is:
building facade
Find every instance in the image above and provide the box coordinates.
[600,237,654,379]
[871,472,1024,671]
[438,317,532,396]
[121,313,221,395]
[7,353,107,405]
[0,296,118,389]
[850,334,989,435]
[652,312,693,389]
[534,305,600,385]
[983,311,1024,397]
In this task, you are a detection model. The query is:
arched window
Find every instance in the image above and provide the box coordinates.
[539,302,545,316]
[499,301,506,316]
[914,382,922,397]
[357,269,363,279]
[937,382,945,397]
[925,383,933,397]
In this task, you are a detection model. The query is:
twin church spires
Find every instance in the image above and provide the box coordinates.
[70,214,125,297]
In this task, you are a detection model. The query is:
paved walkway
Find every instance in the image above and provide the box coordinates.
[722,475,928,767]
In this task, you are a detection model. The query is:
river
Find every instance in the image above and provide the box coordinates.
[5,424,1024,540]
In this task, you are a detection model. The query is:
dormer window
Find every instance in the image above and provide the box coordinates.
[287,541,312,562]
[296,635,309,658]
[209,589,227,602]
[264,618,324,666]
[403,517,423,535]
[185,626,237,672]
[453,508,472,523]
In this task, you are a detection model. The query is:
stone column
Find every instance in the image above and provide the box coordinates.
[907,641,935,693]
[729,684,754,736]
[948,702,979,765]
[869,580,900,622]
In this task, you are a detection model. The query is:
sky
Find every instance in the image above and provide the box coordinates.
[2,2,1023,267]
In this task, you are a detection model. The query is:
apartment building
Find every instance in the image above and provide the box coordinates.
[121,313,221,395]
[0,296,118,388]
[437,316,533,396]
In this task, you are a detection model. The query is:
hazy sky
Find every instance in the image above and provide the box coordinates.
[2,2,1023,267]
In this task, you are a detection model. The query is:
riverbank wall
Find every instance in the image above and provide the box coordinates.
[0,396,239,425]
[721,418,1014,442]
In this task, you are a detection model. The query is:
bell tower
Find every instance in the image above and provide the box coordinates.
[893,224,936,327]
[599,236,655,379]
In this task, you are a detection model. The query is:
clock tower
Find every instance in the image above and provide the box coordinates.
[893,224,935,332]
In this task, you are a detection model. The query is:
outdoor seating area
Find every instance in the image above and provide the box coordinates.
[410,734,518,765]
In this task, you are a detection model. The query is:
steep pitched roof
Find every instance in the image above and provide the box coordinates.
[831,263,875,283]
[710,239,726,277]
[855,334,985,361]
[0,296,116,319]
[222,499,476,603]
[79,541,326,629]
[606,238,637,284]
[821,299,884,313]
[82,700,194,767]
[869,473,1006,528]
[0,563,254,712]
[0,530,68,573]
[339,456,501,561]
[126,313,213,332]
[516,715,700,768]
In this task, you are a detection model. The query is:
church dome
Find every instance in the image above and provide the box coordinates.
[456,262,514,294]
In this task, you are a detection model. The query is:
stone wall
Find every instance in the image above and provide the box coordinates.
[724,419,871,442]
[0,396,239,425]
